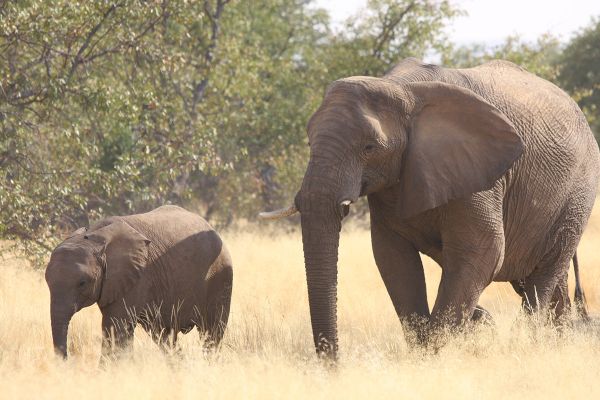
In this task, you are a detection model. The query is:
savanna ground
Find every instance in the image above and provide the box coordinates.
[2,204,600,399]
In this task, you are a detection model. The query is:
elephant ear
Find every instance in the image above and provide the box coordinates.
[63,226,87,240]
[84,220,151,308]
[396,81,524,219]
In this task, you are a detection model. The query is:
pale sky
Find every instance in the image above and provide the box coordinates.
[315,0,600,46]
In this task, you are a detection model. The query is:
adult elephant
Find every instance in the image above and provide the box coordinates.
[45,205,233,358]
[261,58,599,358]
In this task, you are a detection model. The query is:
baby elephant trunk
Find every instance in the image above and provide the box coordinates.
[50,302,75,359]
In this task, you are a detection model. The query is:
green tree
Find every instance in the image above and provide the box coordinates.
[324,0,461,79]
[0,0,331,261]
[443,34,562,81]
[558,17,600,138]
[0,1,172,259]
[0,0,461,263]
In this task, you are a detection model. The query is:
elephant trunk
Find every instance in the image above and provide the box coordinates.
[297,150,350,359]
[301,214,340,358]
[50,300,75,359]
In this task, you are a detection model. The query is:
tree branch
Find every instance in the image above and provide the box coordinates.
[371,1,416,61]
[67,3,121,81]
[191,0,230,109]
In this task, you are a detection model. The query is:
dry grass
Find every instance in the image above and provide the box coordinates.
[2,205,600,399]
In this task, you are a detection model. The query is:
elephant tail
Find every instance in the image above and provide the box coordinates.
[573,252,590,321]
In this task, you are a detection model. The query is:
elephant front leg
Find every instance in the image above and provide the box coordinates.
[471,305,494,325]
[429,198,505,338]
[430,264,498,333]
[101,312,136,358]
[371,219,430,346]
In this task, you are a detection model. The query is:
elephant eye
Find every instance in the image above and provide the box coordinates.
[78,280,87,288]
[364,144,375,152]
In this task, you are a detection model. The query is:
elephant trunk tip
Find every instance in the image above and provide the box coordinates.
[54,345,68,359]
[316,338,338,363]
[50,308,73,360]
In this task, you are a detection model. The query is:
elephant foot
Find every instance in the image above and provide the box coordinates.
[471,305,494,326]
[408,307,494,352]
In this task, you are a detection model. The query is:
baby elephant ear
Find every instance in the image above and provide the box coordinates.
[85,220,151,308]
[62,226,87,240]
[396,81,524,219]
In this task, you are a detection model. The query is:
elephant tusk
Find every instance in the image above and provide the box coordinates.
[338,200,352,219]
[258,205,298,220]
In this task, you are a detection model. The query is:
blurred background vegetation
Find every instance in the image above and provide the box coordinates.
[1,0,599,262]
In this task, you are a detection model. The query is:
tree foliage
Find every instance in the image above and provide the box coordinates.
[443,28,599,139]
[0,0,460,262]
[2,1,598,264]
[558,17,600,138]
[322,0,461,78]
[443,34,562,81]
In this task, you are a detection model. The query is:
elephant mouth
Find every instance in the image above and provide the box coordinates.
[360,181,368,196]
[360,169,391,196]
[338,200,351,219]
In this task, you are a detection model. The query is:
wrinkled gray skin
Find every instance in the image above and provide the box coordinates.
[45,205,233,358]
[289,58,599,358]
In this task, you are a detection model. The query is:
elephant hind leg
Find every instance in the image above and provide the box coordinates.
[512,250,574,321]
[138,306,179,352]
[523,273,575,326]
[151,328,178,351]
[199,261,233,350]
[549,274,571,323]
[514,270,560,316]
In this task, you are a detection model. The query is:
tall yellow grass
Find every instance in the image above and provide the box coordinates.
[1,204,600,399]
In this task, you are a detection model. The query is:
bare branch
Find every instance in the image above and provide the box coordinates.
[67,3,122,81]
[371,1,417,61]
[5,227,55,253]
[84,13,164,64]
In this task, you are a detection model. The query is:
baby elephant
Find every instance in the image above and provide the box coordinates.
[45,205,233,358]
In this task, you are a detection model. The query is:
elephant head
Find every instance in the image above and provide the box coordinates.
[45,220,150,358]
[262,77,523,358]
